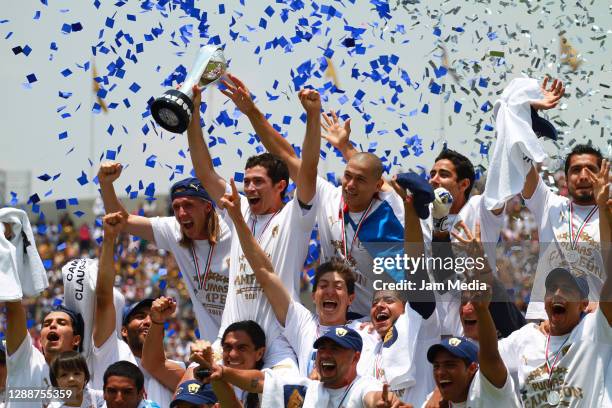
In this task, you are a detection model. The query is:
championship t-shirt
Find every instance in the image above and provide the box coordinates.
[498,309,612,407]
[151,212,231,341]
[218,187,317,367]
[315,177,405,317]
[524,177,602,319]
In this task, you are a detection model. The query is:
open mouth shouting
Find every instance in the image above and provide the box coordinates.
[47,331,60,343]
[321,299,338,313]
[438,379,453,392]
[247,196,261,206]
[319,360,337,377]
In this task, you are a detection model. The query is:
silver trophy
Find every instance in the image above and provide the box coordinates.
[151,45,227,133]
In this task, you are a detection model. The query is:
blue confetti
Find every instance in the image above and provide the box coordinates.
[454,101,462,113]
[129,82,140,93]
[76,171,88,185]
[58,131,68,140]
[55,199,66,209]
[26,73,37,83]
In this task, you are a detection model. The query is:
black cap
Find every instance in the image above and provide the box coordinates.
[531,107,558,141]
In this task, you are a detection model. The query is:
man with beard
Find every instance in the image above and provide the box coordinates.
[522,145,606,319]
[4,302,83,407]
[92,212,182,407]
[186,85,320,370]
[496,165,612,407]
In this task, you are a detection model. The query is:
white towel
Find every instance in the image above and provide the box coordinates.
[261,370,327,407]
[483,78,548,210]
[379,306,422,390]
[62,258,125,358]
[0,208,48,301]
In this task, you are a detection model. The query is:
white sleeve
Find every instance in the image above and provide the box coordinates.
[150,216,178,251]
[497,327,525,373]
[522,176,553,224]
[284,192,317,231]
[283,301,318,360]
[315,176,339,207]
[6,332,45,387]
[477,369,519,405]
[587,309,612,345]
[91,333,136,390]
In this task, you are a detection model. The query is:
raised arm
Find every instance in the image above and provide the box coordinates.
[5,301,27,355]
[93,212,125,347]
[219,179,292,326]
[473,291,507,388]
[588,159,612,324]
[296,89,321,204]
[186,85,228,203]
[321,111,357,162]
[523,78,565,199]
[220,73,301,180]
[141,296,186,391]
[97,162,155,241]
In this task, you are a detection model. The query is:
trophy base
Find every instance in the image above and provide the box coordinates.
[151,89,194,133]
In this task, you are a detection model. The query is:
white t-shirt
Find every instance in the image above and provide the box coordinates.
[283,301,364,377]
[524,177,602,319]
[326,375,382,407]
[315,178,406,316]
[6,332,49,408]
[218,188,317,367]
[47,387,105,408]
[498,309,612,407]
[262,371,382,408]
[150,213,231,341]
[90,333,136,390]
[358,303,440,407]
[421,369,520,408]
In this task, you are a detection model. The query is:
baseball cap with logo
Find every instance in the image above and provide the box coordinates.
[170,380,217,407]
[313,326,363,352]
[427,336,479,364]
[545,267,589,299]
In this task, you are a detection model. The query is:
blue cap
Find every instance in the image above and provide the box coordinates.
[427,336,478,364]
[122,299,154,326]
[170,177,213,204]
[545,267,589,299]
[313,326,363,352]
[531,107,558,141]
[170,380,217,407]
[394,172,435,219]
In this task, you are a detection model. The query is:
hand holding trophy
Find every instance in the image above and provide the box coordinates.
[151,45,227,133]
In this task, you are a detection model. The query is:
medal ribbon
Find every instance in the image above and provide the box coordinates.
[567,202,597,250]
[544,334,571,392]
[191,243,215,290]
[339,197,376,260]
[251,210,280,244]
[335,379,356,408]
